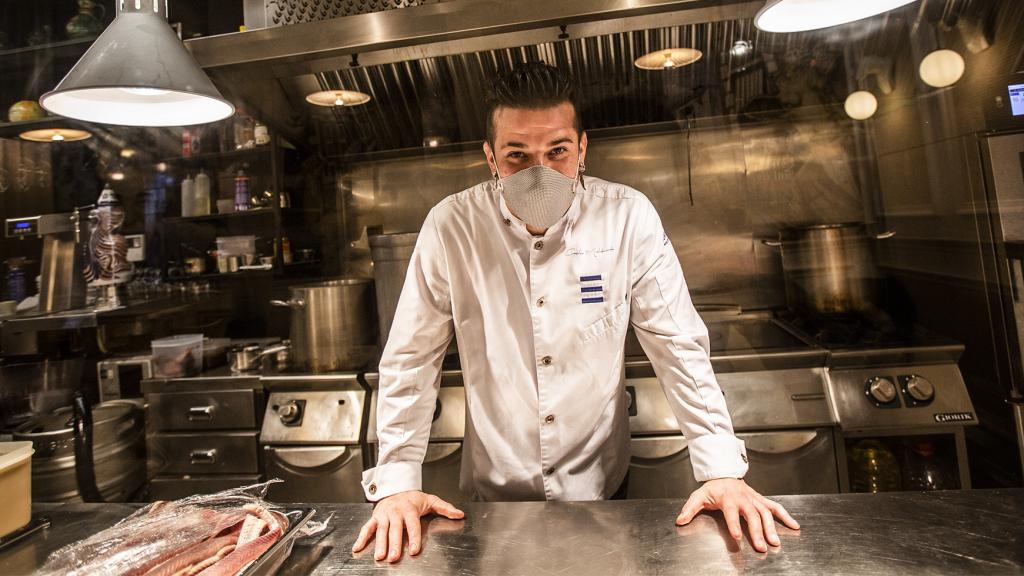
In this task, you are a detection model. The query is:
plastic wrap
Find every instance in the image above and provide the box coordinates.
[38,480,319,576]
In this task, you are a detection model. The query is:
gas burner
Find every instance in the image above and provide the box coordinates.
[776,309,931,350]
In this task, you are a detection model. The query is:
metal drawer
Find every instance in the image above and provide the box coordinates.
[149,389,257,431]
[149,432,260,475]
[149,475,262,501]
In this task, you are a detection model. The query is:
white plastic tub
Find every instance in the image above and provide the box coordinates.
[151,334,204,378]
[216,235,256,257]
[0,441,33,538]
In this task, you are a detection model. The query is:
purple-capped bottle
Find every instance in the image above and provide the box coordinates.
[234,169,251,212]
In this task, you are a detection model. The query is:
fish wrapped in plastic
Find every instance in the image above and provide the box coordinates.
[37,479,323,576]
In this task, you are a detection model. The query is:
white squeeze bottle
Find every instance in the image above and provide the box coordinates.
[181,173,196,217]
[194,170,211,216]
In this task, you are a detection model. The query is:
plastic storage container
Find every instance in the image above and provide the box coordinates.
[151,334,204,378]
[0,441,34,538]
[215,235,256,257]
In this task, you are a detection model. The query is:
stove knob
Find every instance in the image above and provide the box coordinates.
[905,375,935,403]
[867,377,897,404]
[277,401,301,425]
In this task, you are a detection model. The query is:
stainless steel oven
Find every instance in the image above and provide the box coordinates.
[365,371,472,503]
[259,374,370,502]
[625,315,841,498]
[776,315,978,492]
[98,355,153,402]
[827,356,976,492]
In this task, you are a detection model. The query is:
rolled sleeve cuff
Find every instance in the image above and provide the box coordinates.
[688,433,749,483]
[361,460,423,502]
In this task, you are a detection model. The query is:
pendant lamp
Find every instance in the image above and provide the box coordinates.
[755,0,918,33]
[40,0,233,127]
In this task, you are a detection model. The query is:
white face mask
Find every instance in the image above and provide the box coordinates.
[496,163,581,229]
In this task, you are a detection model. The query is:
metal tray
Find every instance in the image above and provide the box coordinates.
[240,507,316,576]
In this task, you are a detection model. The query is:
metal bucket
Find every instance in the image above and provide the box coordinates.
[0,359,81,432]
[13,401,145,503]
[271,278,377,372]
[369,232,418,348]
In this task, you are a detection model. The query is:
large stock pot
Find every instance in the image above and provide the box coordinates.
[763,223,894,315]
[271,278,377,372]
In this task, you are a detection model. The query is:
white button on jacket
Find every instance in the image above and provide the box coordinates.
[362,176,748,502]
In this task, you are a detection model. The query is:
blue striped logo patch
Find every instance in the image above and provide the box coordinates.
[580,274,604,303]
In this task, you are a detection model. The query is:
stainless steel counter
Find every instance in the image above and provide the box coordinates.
[4,489,1022,575]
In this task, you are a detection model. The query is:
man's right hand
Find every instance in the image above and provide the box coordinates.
[351,490,465,563]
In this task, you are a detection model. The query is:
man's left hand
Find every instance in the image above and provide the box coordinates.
[675,478,800,552]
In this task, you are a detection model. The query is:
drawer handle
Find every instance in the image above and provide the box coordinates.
[190,449,218,465]
[188,405,216,421]
[790,393,826,401]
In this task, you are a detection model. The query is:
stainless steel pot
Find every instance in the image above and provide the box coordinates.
[763,223,894,315]
[271,278,377,372]
[228,343,289,373]
[369,233,418,348]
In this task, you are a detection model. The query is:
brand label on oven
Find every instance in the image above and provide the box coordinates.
[933,412,975,423]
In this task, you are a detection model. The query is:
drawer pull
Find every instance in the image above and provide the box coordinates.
[188,405,216,421]
[190,449,218,465]
[790,393,826,402]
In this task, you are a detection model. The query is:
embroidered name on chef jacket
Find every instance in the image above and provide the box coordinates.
[580,274,604,303]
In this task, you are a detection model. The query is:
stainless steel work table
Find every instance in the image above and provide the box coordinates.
[4,490,1021,575]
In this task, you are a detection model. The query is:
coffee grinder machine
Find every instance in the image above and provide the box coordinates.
[4,209,88,314]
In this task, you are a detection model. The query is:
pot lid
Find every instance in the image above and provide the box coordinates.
[12,402,137,439]
[290,277,373,290]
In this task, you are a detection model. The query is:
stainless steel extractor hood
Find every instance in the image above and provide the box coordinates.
[182,0,923,155]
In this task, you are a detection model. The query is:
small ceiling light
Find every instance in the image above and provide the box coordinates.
[755,0,917,33]
[156,162,168,173]
[109,169,126,181]
[919,49,965,88]
[844,91,878,120]
[120,148,137,158]
[730,40,753,58]
[306,90,372,107]
[19,128,92,142]
[39,0,233,127]
[634,48,703,70]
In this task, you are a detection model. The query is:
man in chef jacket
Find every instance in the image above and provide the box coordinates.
[352,62,800,563]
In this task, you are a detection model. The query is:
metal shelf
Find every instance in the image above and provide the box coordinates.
[163,208,278,224]
[0,37,95,60]
[160,146,273,165]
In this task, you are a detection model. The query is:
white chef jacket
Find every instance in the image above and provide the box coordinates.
[362,176,748,502]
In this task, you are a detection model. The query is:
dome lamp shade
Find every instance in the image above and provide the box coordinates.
[39,0,234,127]
[755,0,918,33]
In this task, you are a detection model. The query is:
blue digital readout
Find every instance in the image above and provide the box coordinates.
[15,222,30,229]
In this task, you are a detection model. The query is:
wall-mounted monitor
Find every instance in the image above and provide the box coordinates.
[1010,83,1024,116]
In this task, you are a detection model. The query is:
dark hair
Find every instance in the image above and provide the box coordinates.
[484,62,582,146]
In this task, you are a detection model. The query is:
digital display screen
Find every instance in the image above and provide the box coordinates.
[1011,83,1024,116]
[15,222,30,229]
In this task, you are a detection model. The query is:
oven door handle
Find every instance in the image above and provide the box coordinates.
[629,437,690,465]
[741,430,824,455]
[265,446,356,475]
[423,442,461,464]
